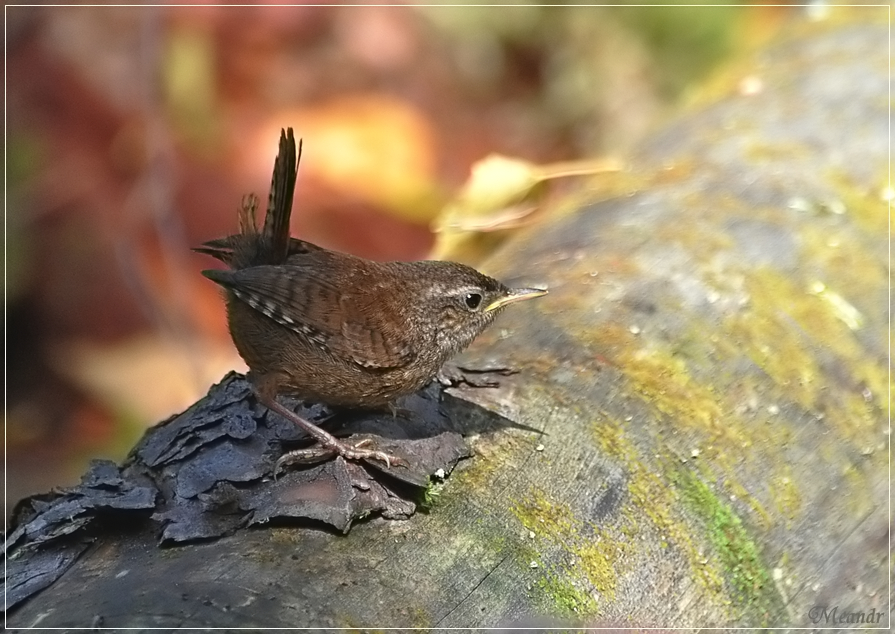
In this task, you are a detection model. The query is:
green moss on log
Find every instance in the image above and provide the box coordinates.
[671,466,784,625]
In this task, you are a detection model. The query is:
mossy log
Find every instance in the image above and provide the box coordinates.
[5,14,890,630]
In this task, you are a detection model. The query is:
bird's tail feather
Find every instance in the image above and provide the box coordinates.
[261,128,300,265]
[195,128,301,270]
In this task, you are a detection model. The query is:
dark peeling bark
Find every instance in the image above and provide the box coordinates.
[4,15,890,630]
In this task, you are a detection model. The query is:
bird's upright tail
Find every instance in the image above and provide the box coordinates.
[194,128,301,269]
[261,128,300,265]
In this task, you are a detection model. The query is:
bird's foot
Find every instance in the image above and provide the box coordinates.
[275,437,404,477]
[336,438,403,467]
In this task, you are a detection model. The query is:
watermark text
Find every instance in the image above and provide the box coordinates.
[808,605,885,625]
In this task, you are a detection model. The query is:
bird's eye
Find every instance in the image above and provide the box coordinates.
[464,292,483,310]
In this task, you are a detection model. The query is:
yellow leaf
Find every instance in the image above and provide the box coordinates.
[432,153,621,262]
[51,335,245,426]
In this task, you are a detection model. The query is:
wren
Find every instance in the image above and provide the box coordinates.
[197,128,546,469]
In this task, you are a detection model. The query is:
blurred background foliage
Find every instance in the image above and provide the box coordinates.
[5,2,793,504]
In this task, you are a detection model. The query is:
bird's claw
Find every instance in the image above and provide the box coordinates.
[274,437,403,478]
[274,446,335,479]
[334,438,404,469]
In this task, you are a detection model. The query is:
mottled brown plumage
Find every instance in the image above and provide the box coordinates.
[197,128,546,468]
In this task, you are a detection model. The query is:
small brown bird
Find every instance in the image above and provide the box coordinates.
[197,128,546,468]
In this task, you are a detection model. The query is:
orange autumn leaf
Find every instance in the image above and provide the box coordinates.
[260,95,442,224]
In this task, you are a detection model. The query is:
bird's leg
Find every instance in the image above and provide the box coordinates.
[274,438,384,477]
[386,402,414,420]
[318,402,412,428]
[249,373,403,472]
[264,397,403,469]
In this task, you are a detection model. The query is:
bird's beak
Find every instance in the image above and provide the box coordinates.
[485,287,548,312]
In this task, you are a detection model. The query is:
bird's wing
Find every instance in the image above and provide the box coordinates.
[202,264,414,370]
[335,289,416,370]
